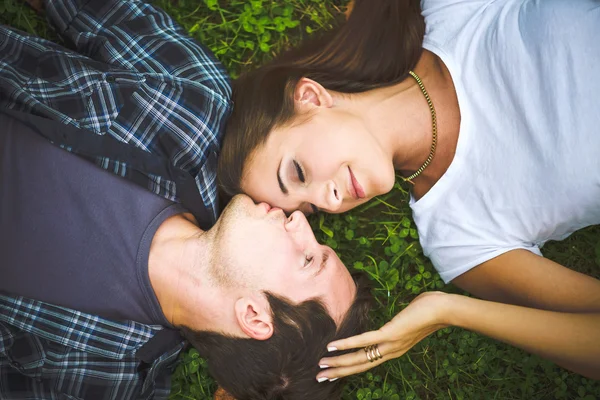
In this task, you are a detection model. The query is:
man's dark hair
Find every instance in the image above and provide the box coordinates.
[182,274,372,400]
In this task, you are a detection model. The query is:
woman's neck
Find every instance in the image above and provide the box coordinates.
[354,49,461,200]
[409,50,461,200]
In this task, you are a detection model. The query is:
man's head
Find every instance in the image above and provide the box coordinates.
[181,194,372,399]
[184,275,371,399]
[209,194,357,326]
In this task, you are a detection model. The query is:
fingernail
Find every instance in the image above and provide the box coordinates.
[319,365,329,369]
[329,378,339,382]
[327,346,337,352]
[317,377,328,383]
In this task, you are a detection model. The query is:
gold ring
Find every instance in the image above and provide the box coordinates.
[364,345,373,362]
[373,344,382,360]
[368,346,377,363]
[363,344,383,363]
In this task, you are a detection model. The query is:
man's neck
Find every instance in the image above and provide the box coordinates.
[147,213,241,335]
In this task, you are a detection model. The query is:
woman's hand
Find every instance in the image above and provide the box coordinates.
[316,291,451,382]
[318,285,600,381]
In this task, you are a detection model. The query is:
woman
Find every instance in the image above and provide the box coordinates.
[218,0,600,381]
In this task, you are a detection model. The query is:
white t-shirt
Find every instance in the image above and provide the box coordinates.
[412,0,600,283]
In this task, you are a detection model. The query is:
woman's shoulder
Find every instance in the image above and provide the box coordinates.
[420,0,493,49]
[421,0,491,11]
[423,0,599,47]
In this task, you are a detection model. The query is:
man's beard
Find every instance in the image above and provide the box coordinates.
[207,196,255,290]
[207,255,238,288]
[207,209,243,289]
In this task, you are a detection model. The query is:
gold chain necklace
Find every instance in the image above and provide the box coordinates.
[402,70,438,184]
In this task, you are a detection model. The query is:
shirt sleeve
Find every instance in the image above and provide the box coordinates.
[44,0,231,97]
[426,242,543,284]
[0,293,182,399]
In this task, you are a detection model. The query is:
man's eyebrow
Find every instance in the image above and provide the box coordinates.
[277,159,289,195]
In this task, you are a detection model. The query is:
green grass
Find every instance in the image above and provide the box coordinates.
[3,1,599,399]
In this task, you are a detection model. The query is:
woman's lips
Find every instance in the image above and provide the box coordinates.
[348,167,365,200]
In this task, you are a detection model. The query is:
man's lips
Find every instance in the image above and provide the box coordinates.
[261,202,272,213]
[348,167,365,200]
[260,202,281,214]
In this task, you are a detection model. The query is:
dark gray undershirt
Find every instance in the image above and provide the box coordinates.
[0,112,186,326]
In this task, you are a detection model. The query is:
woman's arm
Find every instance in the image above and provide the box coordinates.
[316,291,600,382]
[452,249,600,312]
[449,294,600,378]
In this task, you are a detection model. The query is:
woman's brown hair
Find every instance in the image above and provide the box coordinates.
[217,0,425,197]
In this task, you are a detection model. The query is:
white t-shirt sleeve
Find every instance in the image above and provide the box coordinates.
[413,185,545,283]
[421,225,543,284]
[412,0,600,283]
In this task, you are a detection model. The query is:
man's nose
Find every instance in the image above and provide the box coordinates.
[322,181,342,212]
[285,210,315,245]
[285,210,320,251]
[285,210,307,232]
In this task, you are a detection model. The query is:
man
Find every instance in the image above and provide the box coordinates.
[0,1,371,398]
[0,109,370,400]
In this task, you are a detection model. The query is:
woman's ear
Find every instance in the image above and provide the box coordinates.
[294,77,334,109]
[234,296,274,340]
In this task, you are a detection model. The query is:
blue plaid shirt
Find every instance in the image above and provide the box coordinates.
[0,0,231,398]
[0,0,231,223]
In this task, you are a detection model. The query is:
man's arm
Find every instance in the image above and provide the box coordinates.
[43,0,230,95]
[451,249,600,312]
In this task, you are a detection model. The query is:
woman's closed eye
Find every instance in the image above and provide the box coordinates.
[292,160,319,214]
[293,160,305,183]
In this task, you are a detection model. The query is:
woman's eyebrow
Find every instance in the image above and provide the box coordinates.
[277,159,289,195]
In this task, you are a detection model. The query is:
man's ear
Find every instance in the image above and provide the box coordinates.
[234,296,274,340]
[294,77,334,110]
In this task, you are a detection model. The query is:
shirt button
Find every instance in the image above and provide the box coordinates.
[11,361,23,371]
[106,76,116,83]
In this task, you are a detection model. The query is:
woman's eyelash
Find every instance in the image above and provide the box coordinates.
[292,160,316,214]
[293,160,305,183]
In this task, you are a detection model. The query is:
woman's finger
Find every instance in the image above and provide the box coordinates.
[319,342,394,369]
[326,329,388,352]
[316,349,407,381]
